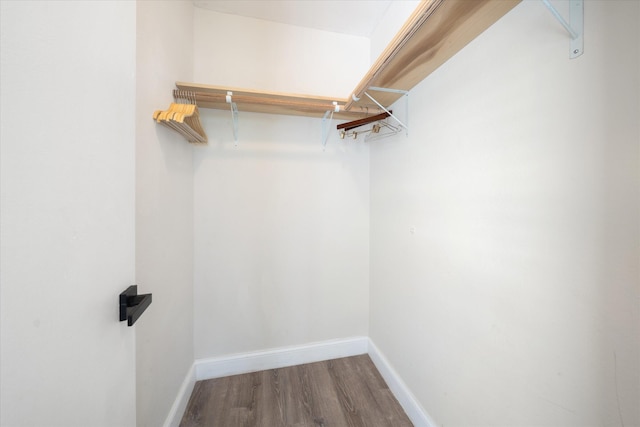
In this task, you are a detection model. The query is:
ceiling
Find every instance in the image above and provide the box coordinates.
[193,0,394,38]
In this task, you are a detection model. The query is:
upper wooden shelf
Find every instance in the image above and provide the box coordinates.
[174,83,363,120]
[349,0,521,111]
[178,0,521,119]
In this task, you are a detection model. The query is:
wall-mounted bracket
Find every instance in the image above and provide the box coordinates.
[119,285,152,327]
[321,102,341,148]
[226,91,239,145]
[365,87,409,136]
[337,87,409,143]
[542,0,583,58]
[321,110,334,148]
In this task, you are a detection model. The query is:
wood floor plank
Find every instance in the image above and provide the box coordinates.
[285,364,320,426]
[256,369,285,426]
[326,358,367,427]
[180,376,227,427]
[180,355,413,427]
[328,355,413,427]
[229,371,261,426]
[300,361,351,426]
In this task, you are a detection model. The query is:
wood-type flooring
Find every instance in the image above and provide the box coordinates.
[180,354,413,427]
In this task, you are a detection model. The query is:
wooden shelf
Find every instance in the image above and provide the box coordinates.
[348,0,521,111]
[174,82,369,120]
[177,0,520,119]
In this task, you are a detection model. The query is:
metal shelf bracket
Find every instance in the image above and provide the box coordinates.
[365,87,409,136]
[321,101,340,148]
[226,91,239,145]
[542,0,584,59]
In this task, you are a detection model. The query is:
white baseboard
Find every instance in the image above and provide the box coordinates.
[195,336,369,380]
[367,338,437,427]
[163,363,196,427]
[165,336,434,427]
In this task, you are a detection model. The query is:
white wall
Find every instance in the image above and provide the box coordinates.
[192,9,371,359]
[369,1,640,426]
[135,1,195,426]
[194,9,370,98]
[0,1,137,426]
[369,0,420,63]
[193,110,370,358]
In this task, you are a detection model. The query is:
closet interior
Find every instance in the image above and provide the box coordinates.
[154,0,521,143]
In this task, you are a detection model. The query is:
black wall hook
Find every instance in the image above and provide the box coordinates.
[119,285,152,326]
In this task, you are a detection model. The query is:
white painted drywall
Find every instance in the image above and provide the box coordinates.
[192,110,370,358]
[369,0,420,63]
[0,1,137,426]
[135,2,196,427]
[193,9,370,98]
[192,10,371,360]
[369,1,640,425]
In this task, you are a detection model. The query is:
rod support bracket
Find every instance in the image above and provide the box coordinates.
[364,88,409,133]
[321,109,335,147]
[226,91,239,144]
[542,0,584,59]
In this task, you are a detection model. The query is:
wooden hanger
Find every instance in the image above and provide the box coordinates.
[152,91,208,144]
[337,111,391,132]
